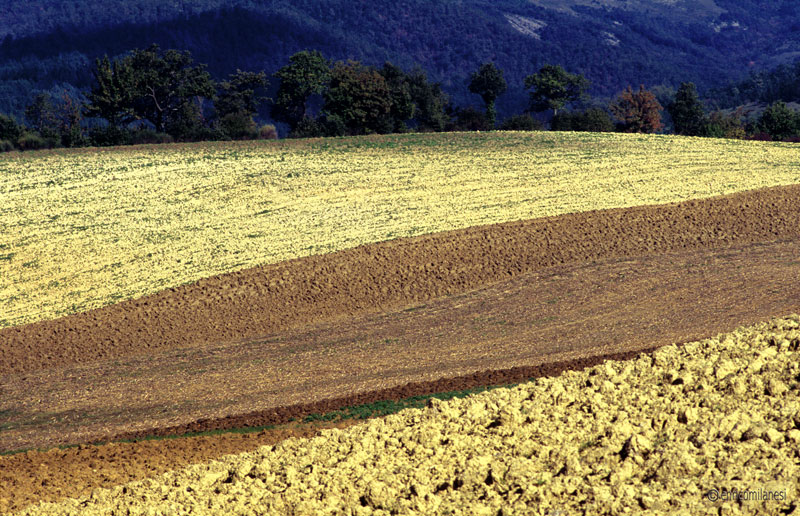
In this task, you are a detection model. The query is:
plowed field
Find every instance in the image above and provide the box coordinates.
[3,183,799,375]
[13,316,800,515]
[2,132,799,514]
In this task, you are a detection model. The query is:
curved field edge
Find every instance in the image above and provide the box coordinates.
[3,183,800,374]
[0,349,661,513]
[0,349,658,514]
[13,315,800,516]
[2,235,797,454]
[2,132,800,329]
[0,368,584,513]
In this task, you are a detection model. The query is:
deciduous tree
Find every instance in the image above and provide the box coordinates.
[757,101,799,141]
[704,108,745,139]
[272,50,331,134]
[499,113,542,131]
[0,114,22,142]
[378,62,415,133]
[447,106,490,132]
[215,69,269,139]
[126,45,216,134]
[216,70,269,119]
[25,92,85,146]
[610,85,664,133]
[85,45,215,135]
[468,62,507,127]
[24,93,60,139]
[551,108,614,132]
[407,66,449,132]
[85,55,137,127]
[322,60,392,135]
[525,64,590,117]
[54,93,85,147]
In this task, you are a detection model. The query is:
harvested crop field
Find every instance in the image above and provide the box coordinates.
[2,132,799,330]
[2,132,800,514]
[13,316,800,515]
[3,183,800,375]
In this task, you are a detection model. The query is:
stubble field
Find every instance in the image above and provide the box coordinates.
[2,132,799,329]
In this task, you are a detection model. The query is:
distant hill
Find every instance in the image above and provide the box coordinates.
[708,60,800,109]
[1,0,799,121]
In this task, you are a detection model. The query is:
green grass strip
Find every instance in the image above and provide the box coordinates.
[0,380,524,457]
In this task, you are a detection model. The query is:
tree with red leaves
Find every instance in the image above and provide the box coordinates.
[610,84,664,133]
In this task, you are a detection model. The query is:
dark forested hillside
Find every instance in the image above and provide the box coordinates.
[708,61,800,108]
[1,0,799,121]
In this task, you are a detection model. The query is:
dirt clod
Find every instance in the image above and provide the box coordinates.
[15,316,799,515]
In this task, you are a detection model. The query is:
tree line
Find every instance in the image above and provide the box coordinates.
[1,45,799,152]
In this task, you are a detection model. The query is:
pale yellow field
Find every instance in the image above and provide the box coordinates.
[1,131,799,328]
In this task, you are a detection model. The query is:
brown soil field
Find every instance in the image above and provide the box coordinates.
[0,350,652,514]
[18,316,799,516]
[1,184,799,513]
[2,184,800,376]
[2,236,799,453]
[1,237,799,512]
[0,420,356,514]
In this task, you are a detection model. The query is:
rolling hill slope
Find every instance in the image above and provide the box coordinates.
[1,0,799,119]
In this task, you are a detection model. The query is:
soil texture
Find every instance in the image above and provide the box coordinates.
[2,184,799,375]
[1,184,799,513]
[1,238,798,450]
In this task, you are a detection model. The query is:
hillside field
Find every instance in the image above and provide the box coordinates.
[2,130,800,514]
[13,316,800,515]
[2,131,800,330]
